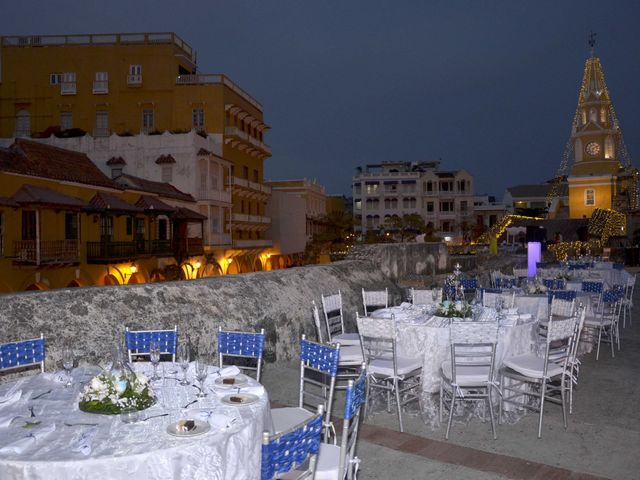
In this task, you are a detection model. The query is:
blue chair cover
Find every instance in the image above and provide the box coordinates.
[602,288,623,303]
[0,335,45,372]
[261,413,323,480]
[126,328,178,355]
[460,278,478,289]
[495,278,516,289]
[218,330,265,359]
[613,263,625,270]
[344,369,367,421]
[582,281,604,294]
[548,290,577,304]
[300,338,340,376]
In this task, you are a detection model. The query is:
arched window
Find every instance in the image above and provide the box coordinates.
[15,110,31,137]
[604,136,615,159]
[581,110,587,125]
[589,108,597,123]
[600,108,607,124]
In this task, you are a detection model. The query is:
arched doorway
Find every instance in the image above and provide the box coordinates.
[150,269,165,282]
[127,272,144,284]
[66,279,82,288]
[201,262,223,278]
[252,256,263,272]
[25,282,48,291]
[102,274,121,285]
[226,259,240,275]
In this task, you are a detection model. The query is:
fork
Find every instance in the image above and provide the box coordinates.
[31,390,52,400]
[64,422,99,427]
[182,399,198,409]
[141,413,169,422]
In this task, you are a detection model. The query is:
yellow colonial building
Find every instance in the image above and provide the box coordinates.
[0,32,275,274]
[567,52,638,218]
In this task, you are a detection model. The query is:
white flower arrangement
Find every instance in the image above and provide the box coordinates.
[436,300,472,318]
[525,277,548,294]
[79,372,154,414]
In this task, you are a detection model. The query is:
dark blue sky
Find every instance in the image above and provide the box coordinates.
[2,1,639,197]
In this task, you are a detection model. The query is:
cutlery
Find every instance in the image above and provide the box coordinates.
[182,399,198,409]
[191,384,202,392]
[64,422,99,427]
[31,390,52,400]
[141,413,169,421]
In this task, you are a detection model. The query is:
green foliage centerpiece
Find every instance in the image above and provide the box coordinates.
[79,371,155,414]
[436,300,473,318]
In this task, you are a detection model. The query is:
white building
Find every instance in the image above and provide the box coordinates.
[352,161,474,240]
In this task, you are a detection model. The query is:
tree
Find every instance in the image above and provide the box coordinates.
[304,211,356,262]
[384,214,426,242]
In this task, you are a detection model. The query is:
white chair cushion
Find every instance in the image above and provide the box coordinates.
[584,316,612,327]
[339,345,363,364]
[441,361,491,386]
[270,407,314,435]
[369,356,422,376]
[333,333,361,346]
[503,354,563,379]
[315,443,341,480]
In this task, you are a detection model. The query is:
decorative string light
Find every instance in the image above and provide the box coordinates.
[475,214,544,245]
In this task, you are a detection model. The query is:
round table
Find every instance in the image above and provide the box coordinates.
[0,363,270,480]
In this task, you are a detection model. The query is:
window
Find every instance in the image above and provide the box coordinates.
[64,213,78,240]
[210,164,219,191]
[93,71,108,94]
[440,201,454,212]
[60,112,73,130]
[161,165,173,183]
[243,166,249,179]
[385,183,398,193]
[61,72,76,95]
[440,181,453,192]
[460,201,468,212]
[128,65,142,85]
[126,217,133,236]
[354,183,362,195]
[22,211,37,240]
[192,108,204,130]
[49,73,63,85]
[585,189,595,206]
[366,183,379,195]
[441,221,451,232]
[589,108,597,123]
[354,199,362,210]
[100,216,113,239]
[426,201,434,213]
[135,218,145,238]
[15,110,31,137]
[95,111,109,136]
[581,109,587,125]
[426,181,433,193]
[111,167,123,179]
[158,218,168,240]
[457,181,466,192]
[142,109,154,133]
[253,169,259,182]
[600,108,607,124]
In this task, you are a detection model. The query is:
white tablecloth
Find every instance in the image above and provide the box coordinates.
[372,304,537,425]
[0,364,270,480]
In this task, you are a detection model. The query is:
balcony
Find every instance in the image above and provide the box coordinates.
[92,80,109,94]
[86,241,136,263]
[197,188,232,204]
[208,233,232,247]
[224,127,272,156]
[231,177,271,196]
[233,239,273,249]
[232,213,271,224]
[127,74,142,86]
[60,82,76,95]
[13,240,79,265]
[174,237,203,257]
[176,74,262,111]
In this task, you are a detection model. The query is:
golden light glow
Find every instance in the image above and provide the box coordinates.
[129,264,138,274]
[227,258,233,264]
[194,261,202,269]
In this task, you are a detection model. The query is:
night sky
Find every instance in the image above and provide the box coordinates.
[2,1,639,198]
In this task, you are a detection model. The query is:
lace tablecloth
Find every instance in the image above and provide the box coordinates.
[0,364,270,480]
[372,304,537,425]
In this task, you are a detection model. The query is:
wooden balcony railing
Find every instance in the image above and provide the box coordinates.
[174,237,203,257]
[13,240,80,265]
[86,241,137,264]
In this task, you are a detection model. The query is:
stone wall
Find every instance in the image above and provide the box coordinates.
[0,261,400,370]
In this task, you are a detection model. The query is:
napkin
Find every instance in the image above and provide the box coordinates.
[0,423,56,454]
[0,390,22,408]
[192,411,233,429]
[216,366,241,377]
[71,426,97,456]
[41,371,68,383]
[214,385,265,397]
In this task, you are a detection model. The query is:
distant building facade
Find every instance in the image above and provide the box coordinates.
[352,161,474,240]
[472,195,507,231]
[503,183,568,217]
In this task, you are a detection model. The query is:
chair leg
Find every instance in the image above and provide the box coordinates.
[595,327,602,361]
[394,379,404,433]
[561,380,568,429]
[363,376,372,420]
[498,374,504,425]
[569,371,574,415]
[537,381,547,439]
[445,389,456,440]
[610,327,615,358]
[487,386,497,440]
[439,383,444,424]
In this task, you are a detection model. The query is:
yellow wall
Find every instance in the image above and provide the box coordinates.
[568,177,614,219]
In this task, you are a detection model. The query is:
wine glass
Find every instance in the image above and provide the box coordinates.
[431,288,439,303]
[149,340,161,381]
[177,343,190,386]
[194,358,208,398]
[62,345,74,388]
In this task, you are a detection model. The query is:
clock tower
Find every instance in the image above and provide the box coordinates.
[565,35,639,220]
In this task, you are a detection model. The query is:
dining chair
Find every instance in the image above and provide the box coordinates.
[583,288,622,360]
[439,321,499,440]
[621,274,636,328]
[218,327,265,382]
[125,326,178,363]
[499,315,577,438]
[321,291,360,346]
[411,288,441,305]
[0,333,45,374]
[543,278,566,290]
[356,314,422,433]
[582,281,604,308]
[495,277,517,289]
[261,404,324,480]
[271,336,340,442]
[361,288,388,316]
[315,365,367,480]
[566,306,587,415]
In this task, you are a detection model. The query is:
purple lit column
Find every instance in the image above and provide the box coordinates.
[528,242,541,277]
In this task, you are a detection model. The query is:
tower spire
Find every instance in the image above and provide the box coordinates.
[588,31,597,58]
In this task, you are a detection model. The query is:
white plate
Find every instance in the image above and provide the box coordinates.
[221,393,259,406]
[166,419,211,437]
[214,374,249,388]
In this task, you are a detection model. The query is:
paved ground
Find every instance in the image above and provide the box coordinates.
[263,281,640,480]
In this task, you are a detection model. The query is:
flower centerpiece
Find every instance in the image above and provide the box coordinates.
[525,277,547,294]
[79,371,154,414]
[436,300,473,318]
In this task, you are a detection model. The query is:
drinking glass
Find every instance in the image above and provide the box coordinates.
[62,345,74,388]
[431,289,439,303]
[195,358,208,398]
[120,406,139,424]
[177,343,190,386]
[149,340,161,381]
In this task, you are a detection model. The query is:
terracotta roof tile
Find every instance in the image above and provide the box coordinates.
[106,157,127,166]
[0,195,19,207]
[0,139,118,190]
[135,195,176,214]
[155,154,176,165]
[113,174,195,203]
[86,192,143,213]
[12,184,86,209]
[173,207,207,221]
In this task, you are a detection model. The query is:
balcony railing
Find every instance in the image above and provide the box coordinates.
[86,241,136,263]
[60,82,76,95]
[224,127,271,156]
[127,74,142,85]
[231,177,271,195]
[92,80,109,94]
[174,237,203,257]
[207,233,232,246]
[197,189,232,204]
[233,239,273,248]
[176,74,262,111]
[14,240,80,265]
[232,213,271,224]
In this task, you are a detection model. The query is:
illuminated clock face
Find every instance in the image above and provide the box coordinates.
[585,142,601,156]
